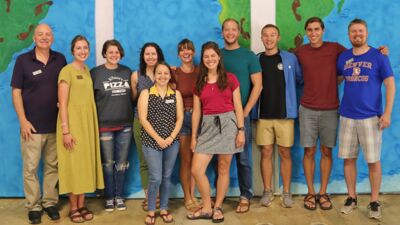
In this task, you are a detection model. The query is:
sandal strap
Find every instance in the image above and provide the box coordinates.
[78,207,93,216]
[319,194,331,202]
[304,193,315,201]
[214,207,223,212]
[69,209,80,216]
[146,214,156,219]
[160,211,171,217]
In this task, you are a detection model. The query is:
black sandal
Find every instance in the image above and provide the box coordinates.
[212,207,224,223]
[187,207,213,220]
[304,193,317,210]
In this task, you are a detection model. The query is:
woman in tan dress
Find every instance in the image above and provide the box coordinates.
[57,35,104,223]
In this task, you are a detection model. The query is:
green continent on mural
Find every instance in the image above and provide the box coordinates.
[219,0,250,48]
[0,1,53,73]
[276,0,345,51]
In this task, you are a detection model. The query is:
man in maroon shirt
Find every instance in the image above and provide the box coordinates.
[295,17,346,211]
[295,17,387,211]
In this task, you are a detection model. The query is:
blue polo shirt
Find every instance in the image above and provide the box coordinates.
[11,48,67,133]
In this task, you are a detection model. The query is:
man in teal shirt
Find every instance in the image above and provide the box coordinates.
[221,18,262,213]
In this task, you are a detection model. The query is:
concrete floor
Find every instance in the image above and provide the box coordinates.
[1,195,397,225]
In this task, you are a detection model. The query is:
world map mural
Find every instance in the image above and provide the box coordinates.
[0,0,399,197]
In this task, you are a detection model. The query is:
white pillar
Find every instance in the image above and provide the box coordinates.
[251,0,276,53]
[95,0,114,66]
[250,0,278,196]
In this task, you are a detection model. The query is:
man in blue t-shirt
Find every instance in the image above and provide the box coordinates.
[337,19,395,220]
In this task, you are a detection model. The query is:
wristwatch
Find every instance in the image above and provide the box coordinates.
[237,127,245,131]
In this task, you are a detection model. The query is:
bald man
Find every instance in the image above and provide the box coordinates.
[11,24,66,224]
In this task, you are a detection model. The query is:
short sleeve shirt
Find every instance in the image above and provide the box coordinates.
[173,66,199,108]
[337,47,393,119]
[295,42,346,110]
[221,47,261,105]
[10,48,67,133]
[194,73,240,115]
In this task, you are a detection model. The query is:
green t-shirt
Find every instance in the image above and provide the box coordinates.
[221,47,261,105]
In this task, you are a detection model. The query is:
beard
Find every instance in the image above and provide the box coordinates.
[223,37,238,45]
[351,36,367,48]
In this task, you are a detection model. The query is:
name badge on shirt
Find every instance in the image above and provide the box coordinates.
[165,99,175,104]
[76,75,83,80]
[32,70,42,76]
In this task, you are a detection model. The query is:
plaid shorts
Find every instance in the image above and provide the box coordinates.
[338,116,382,163]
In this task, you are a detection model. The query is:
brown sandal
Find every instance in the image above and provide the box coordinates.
[185,199,201,212]
[78,207,93,221]
[160,211,174,223]
[69,209,84,223]
[144,214,156,225]
[318,193,333,210]
[236,200,250,213]
[304,193,317,210]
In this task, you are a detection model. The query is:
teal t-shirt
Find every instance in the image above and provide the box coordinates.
[221,47,261,105]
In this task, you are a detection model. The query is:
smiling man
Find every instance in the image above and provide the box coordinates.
[337,18,395,220]
[295,17,346,211]
[11,24,66,224]
[220,18,262,213]
[256,24,302,208]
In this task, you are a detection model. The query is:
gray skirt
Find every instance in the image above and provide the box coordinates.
[195,111,243,154]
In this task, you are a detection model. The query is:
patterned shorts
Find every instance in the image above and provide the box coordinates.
[338,116,382,163]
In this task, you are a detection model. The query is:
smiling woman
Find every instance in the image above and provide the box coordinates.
[90,39,133,212]
[138,61,184,225]
[56,35,104,223]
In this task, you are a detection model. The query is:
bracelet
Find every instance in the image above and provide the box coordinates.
[237,127,245,131]
[63,132,70,135]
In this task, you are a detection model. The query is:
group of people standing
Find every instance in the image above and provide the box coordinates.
[10,16,394,225]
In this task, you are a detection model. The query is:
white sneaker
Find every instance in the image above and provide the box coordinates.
[341,196,357,214]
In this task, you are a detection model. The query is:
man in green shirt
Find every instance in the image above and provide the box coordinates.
[221,18,263,213]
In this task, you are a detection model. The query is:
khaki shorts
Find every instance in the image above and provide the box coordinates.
[256,119,294,147]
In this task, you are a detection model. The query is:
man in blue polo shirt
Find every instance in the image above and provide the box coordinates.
[11,24,66,224]
[337,19,395,220]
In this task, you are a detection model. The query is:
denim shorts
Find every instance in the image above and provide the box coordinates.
[180,111,192,136]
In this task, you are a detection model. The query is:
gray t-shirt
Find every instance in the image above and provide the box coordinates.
[91,64,133,128]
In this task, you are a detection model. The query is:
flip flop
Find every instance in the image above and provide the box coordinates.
[144,214,156,225]
[160,211,174,223]
[236,200,250,213]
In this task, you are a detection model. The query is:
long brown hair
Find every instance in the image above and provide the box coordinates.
[196,41,227,94]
